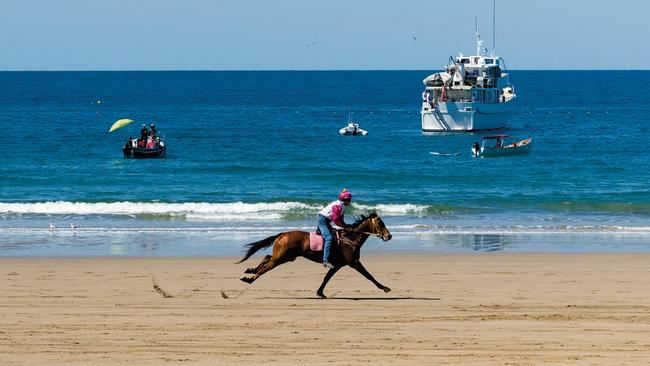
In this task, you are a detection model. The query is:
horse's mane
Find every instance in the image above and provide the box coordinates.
[349,211,377,229]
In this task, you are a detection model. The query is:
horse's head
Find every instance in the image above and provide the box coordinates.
[360,212,392,242]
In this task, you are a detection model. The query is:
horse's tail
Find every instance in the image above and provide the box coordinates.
[236,233,282,263]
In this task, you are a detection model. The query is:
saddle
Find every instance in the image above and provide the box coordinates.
[309,230,340,251]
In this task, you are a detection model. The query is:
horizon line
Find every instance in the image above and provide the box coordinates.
[0,68,648,72]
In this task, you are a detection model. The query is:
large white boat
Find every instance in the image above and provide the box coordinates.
[421,20,516,131]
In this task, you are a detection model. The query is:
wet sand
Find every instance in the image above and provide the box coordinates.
[1,254,650,365]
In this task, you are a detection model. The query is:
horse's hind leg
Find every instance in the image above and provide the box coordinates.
[240,255,292,284]
[244,255,271,274]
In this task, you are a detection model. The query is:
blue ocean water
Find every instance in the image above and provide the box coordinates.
[1,71,649,255]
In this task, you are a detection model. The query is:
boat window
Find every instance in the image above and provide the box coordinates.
[473,57,480,64]
[460,58,469,64]
[485,59,494,64]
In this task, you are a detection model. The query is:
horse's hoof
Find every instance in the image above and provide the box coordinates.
[382,286,391,293]
[240,276,253,284]
[317,292,327,299]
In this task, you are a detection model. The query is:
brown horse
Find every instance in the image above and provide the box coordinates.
[238,212,392,298]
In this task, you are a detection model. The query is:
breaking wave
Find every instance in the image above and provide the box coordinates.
[2,224,650,235]
[0,201,436,221]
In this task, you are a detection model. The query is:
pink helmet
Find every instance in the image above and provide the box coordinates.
[338,189,352,201]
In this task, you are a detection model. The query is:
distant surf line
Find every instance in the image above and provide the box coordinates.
[2,225,650,235]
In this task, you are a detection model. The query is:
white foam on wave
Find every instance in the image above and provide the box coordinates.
[389,225,650,235]
[4,225,650,235]
[353,203,429,215]
[185,213,284,221]
[0,201,319,220]
[0,201,434,221]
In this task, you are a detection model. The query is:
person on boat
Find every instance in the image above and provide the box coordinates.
[137,138,146,148]
[124,137,133,150]
[317,189,352,269]
[422,90,430,103]
[146,137,156,149]
[150,123,157,137]
[140,124,149,140]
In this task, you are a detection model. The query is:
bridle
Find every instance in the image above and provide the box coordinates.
[353,216,384,238]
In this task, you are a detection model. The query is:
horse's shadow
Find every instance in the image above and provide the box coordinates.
[261,296,441,301]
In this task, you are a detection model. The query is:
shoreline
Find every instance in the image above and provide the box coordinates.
[3,229,650,256]
[2,253,650,365]
[4,250,650,258]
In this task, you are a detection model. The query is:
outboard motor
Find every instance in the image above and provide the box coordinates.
[472,142,481,156]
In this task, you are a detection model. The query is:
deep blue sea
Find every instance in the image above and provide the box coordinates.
[1,71,649,255]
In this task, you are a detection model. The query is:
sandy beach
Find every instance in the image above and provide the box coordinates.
[1,254,650,365]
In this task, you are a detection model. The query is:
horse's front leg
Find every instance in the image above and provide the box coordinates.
[351,260,391,293]
[316,266,342,299]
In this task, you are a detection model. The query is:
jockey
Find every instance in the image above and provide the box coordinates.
[318,189,352,269]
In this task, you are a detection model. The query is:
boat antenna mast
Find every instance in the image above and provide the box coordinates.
[475,17,483,56]
[492,0,496,56]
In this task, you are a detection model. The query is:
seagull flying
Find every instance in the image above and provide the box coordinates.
[412,36,419,41]
[307,41,317,47]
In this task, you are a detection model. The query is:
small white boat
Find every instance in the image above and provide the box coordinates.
[472,135,532,157]
[339,122,368,136]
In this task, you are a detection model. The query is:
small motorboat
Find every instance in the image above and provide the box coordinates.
[472,135,531,157]
[339,122,368,136]
[123,137,166,159]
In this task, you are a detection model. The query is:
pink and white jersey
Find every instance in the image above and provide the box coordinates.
[319,200,346,227]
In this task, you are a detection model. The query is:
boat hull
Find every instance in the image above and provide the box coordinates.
[421,100,513,131]
[339,129,368,136]
[123,146,166,159]
[473,138,532,157]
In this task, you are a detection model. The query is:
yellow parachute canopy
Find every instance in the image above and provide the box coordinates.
[108,119,134,133]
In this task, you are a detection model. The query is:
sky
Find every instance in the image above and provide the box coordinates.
[1,0,648,70]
